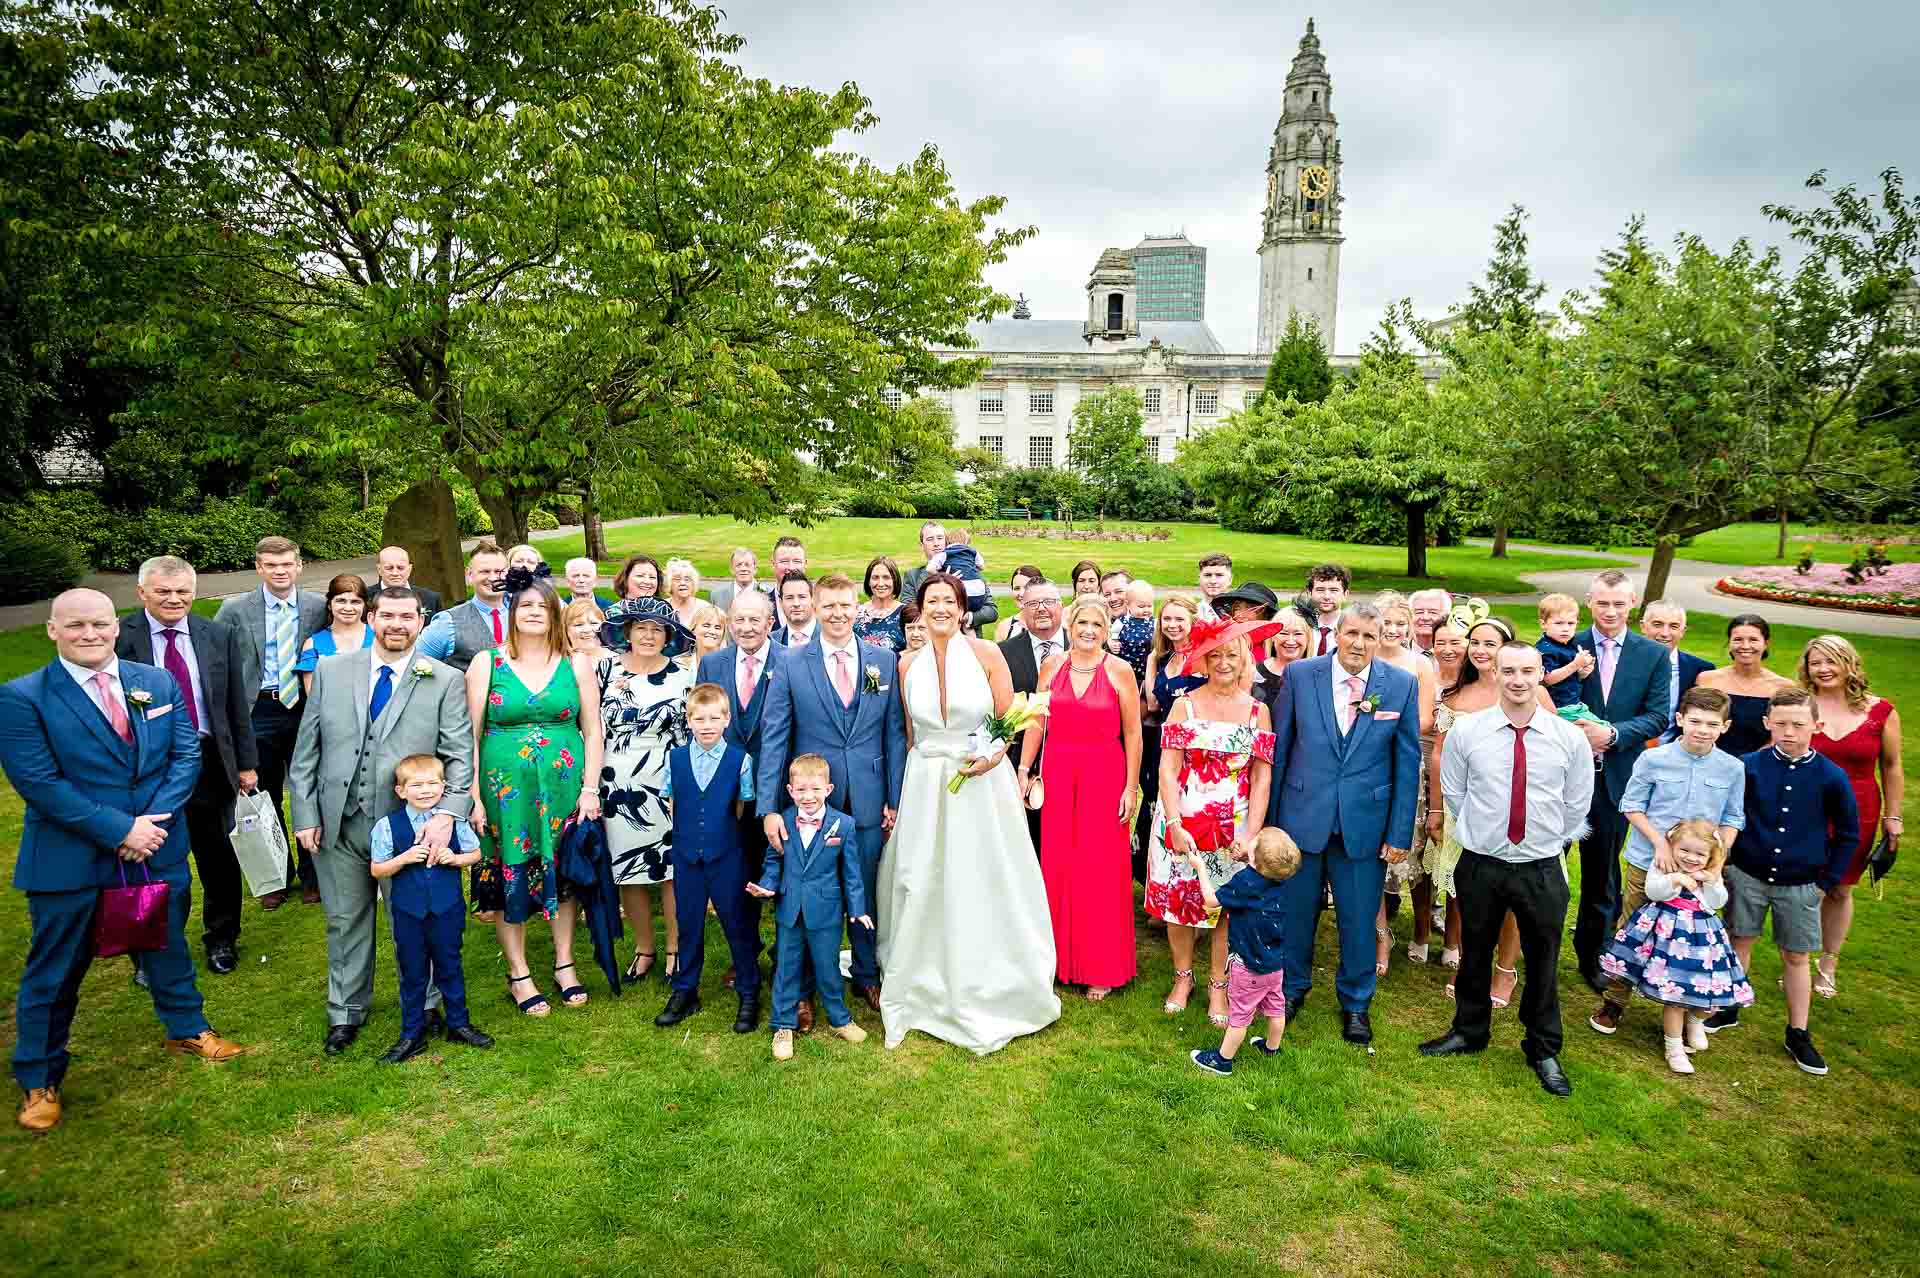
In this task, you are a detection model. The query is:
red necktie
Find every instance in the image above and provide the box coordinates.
[1507,722,1528,846]
[94,671,133,744]
[160,629,201,733]
[490,607,503,644]
[1319,627,1331,655]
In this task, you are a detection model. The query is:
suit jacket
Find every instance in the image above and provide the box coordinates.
[695,642,788,759]
[1266,654,1422,857]
[755,803,867,927]
[754,638,906,830]
[1659,650,1716,741]
[708,581,771,616]
[286,649,474,843]
[999,631,1051,766]
[1574,627,1672,803]
[903,563,999,632]
[212,586,329,699]
[409,584,443,617]
[0,660,200,892]
[771,622,818,649]
[116,612,258,790]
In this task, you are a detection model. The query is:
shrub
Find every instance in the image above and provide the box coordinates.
[527,508,560,532]
[450,483,492,534]
[0,523,86,603]
[292,505,384,561]
[904,480,971,520]
[845,484,915,518]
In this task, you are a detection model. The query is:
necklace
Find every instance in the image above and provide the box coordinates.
[1070,661,1102,673]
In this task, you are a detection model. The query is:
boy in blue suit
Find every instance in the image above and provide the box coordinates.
[749,754,872,1061]
[0,589,246,1132]
[368,754,493,1064]
[656,684,764,1033]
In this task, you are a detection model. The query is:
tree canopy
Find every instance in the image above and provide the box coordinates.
[1066,387,1149,522]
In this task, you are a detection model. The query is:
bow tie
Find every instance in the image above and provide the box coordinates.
[797,816,823,830]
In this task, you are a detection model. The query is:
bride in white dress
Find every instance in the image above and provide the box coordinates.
[876,577,1061,1054]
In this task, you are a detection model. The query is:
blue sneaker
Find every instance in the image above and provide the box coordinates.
[1189,1048,1233,1075]
[1248,1036,1282,1057]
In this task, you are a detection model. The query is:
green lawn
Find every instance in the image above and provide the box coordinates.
[1,582,1916,1274]
[1528,521,1918,568]
[541,515,1631,601]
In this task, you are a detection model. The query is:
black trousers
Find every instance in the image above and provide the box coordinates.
[1451,850,1570,1062]
[737,811,768,967]
[1133,720,1162,883]
[251,694,316,890]
[1571,790,1628,978]
[184,760,243,947]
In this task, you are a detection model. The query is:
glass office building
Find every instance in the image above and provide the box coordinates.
[1131,233,1207,323]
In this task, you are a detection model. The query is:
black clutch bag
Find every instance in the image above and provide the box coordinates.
[1867,834,1897,885]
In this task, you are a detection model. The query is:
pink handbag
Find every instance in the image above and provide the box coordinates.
[93,862,171,958]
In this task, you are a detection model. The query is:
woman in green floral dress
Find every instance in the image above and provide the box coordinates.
[465,580,604,1016]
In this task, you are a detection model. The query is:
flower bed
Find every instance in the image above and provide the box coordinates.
[1717,563,1920,618]
[978,525,1173,542]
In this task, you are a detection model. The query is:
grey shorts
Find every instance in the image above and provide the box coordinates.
[1724,864,1824,954]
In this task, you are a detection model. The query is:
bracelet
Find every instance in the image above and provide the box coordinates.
[1886,816,1905,827]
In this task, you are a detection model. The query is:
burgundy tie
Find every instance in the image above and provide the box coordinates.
[1507,722,1528,846]
[161,629,200,733]
[1319,626,1331,655]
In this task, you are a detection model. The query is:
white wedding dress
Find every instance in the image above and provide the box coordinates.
[876,637,1061,1054]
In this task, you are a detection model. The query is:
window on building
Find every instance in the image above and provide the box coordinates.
[1307,267,1313,280]
[980,435,1004,460]
[1029,389,1054,416]
[1194,388,1220,416]
[1028,436,1054,468]
[978,389,1004,416]
[1107,293,1124,330]
[1144,387,1162,414]
[881,387,903,409]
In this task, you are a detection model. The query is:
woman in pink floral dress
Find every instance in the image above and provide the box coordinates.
[1145,619,1278,1027]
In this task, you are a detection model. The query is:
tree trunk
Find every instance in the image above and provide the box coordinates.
[1775,502,1790,559]
[358,463,371,511]
[466,470,532,548]
[1406,502,1430,579]
[581,478,608,561]
[1644,535,1681,607]
[1490,522,1509,559]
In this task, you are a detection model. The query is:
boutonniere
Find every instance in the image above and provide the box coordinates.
[411,659,434,679]
[1352,694,1381,716]
[862,664,882,695]
[127,688,153,708]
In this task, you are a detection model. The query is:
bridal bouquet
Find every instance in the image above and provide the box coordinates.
[949,692,1052,793]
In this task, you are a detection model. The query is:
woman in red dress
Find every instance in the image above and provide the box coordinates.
[1018,596,1143,1000]
[1802,635,1904,998]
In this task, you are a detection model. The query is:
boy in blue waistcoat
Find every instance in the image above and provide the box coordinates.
[368,754,493,1064]
[748,754,872,1061]
[655,684,763,1033]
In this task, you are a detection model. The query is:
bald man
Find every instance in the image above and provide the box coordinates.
[0,591,245,1132]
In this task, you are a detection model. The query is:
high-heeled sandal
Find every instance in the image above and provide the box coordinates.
[1441,947,1461,970]
[1814,954,1839,998]
[1406,942,1430,965]
[1207,978,1230,1028]
[507,972,550,1017]
[552,962,588,1007]
[1376,925,1393,976]
[1490,963,1518,1009]
[663,949,679,981]
[625,950,656,982]
[1163,967,1195,1014]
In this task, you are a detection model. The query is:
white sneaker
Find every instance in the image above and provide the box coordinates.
[1684,1016,1710,1054]
[1665,1041,1695,1074]
[772,1029,794,1061]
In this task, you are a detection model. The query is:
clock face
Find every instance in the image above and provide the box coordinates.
[1267,170,1279,206]
[1299,165,1331,198]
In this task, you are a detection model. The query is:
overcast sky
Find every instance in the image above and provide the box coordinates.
[720,0,1919,354]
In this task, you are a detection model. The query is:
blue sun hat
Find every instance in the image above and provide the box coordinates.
[602,596,692,657]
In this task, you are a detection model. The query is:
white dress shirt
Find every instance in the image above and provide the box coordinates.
[1026,630,1062,669]
[734,641,769,700]
[370,644,411,685]
[1440,704,1596,862]
[783,621,817,647]
[821,635,860,697]
[145,612,210,735]
[1329,658,1373,733]
[60,655,124,716]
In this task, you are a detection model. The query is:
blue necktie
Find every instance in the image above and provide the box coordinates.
[369,664,394,722]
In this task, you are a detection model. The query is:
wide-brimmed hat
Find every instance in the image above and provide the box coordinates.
[1187,617,1289,669]
[1211,581,1281,617]
[602,597,692,656]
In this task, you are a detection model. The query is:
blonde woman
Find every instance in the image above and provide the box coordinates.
[685,600,729,664]
[664,558,702,630]
[563,598,608,662]
[1373,590,1439,975]
[1802,635,1904,996]
[1138,594,1203,890]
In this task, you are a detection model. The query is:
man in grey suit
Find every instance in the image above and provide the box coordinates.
[901,521,999,633]
[116,555,259,973]
[213,535,329,906]
[706,546,770,616]
[288,587,474,1056]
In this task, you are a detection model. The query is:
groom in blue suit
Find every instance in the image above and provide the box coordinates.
[1266,603,1422,1045]
[0,590,245,1132]
[756,573,907,1012]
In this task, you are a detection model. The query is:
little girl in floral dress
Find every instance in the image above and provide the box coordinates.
[1600,819,1755,1074]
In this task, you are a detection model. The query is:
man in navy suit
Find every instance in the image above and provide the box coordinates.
[1570,570,1672,990]
[770,571,819,648]
[695,589,789,989]
[0,590,246,1132]
[756,573,907,1014]
[1266,603,1422,1045]
[1641,601,1713,742]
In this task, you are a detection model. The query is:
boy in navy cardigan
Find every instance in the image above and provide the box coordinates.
[368,754,493,1064]
[749,753,871,1060]
[1710,688,1859,1076]
[655,684,763,1033]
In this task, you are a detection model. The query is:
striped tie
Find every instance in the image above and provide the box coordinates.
[274,602,300,708]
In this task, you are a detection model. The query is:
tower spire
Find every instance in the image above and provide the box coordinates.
[1255,18,1343,354]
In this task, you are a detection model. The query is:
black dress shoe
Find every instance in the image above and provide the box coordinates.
[654,990,701,1027]
[1284,994,1305,1022]
[1531,1055,1573,1096]
[323,1024,359,1056]
[377,1036,429,1065]
[1418,1031,1485,1057]
[1341,1011,1373,1046]
[444,1024,495,1049]
[733,996,760,1035]
[422,1007,446,1039]
[206,943,238,975]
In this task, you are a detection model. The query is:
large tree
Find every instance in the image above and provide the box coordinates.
[84,0,1023,544]
[1067,387,1149,524]
[1260,311,1333,406]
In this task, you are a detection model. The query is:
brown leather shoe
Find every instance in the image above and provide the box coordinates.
[858,983,883,1013]
[17,1087,60,1133]
[301,884,323,906]
[165,1030,246,1061]
[259,889,287,911]
[796,998,815,1034]
[722,964,736,991]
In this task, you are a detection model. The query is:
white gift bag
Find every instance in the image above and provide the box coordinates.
[229,789,291,898]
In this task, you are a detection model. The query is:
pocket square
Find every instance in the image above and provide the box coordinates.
[1375,710,1401,721]
[825,836,843,847]
[145,704,174,720]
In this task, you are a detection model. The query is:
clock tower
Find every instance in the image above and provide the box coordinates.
[1256,18,1343,354]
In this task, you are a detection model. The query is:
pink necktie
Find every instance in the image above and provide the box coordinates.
[1598,636,1618,702]
[1341,675,1363,734]
[834,651,854,708]
[94,671,133,744]
[740,652,758,707]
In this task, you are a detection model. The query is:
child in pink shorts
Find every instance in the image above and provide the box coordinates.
[1186,829,1302,1075]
